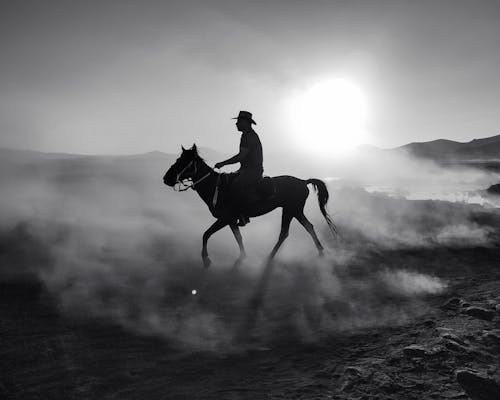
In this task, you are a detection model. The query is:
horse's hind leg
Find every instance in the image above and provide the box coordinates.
[201,219,228,268]
[230,224,246,266]
[268,210,293,261]
[295,211,324,256]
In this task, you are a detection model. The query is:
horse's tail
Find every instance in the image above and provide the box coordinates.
[306,178,340,238]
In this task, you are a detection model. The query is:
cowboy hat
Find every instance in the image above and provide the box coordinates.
[232,110,257,125]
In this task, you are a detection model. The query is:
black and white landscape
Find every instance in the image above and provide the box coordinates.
[1,136,499,399]
[3,1,500,397]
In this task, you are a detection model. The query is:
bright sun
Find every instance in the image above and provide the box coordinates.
[287,78,370,156]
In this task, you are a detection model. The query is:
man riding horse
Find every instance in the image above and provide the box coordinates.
[214,110,263,227]
[163,113,339,268]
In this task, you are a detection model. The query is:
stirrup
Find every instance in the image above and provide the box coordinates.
[237,215,250,227]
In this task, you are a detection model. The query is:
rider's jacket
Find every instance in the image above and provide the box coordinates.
[240,130,263,174]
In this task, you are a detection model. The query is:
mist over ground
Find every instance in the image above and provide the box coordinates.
[1,147,499,351]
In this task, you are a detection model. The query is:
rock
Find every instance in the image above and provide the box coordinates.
[486,183,500,195]
[438,389,467,398]
[456,370,500,400]
[442,339,469,353]
[339,378,356,392]
[440,332,469,347]
[344,366,364,377]
[462,307,495,321]
[482,330,500,345]
[442,297,463,309]
[372,371,401,394]
[437,331,471,354]
[340,366,366,392]
[436,327,455,334]
[423,319,436,328]
[403,345,429,357]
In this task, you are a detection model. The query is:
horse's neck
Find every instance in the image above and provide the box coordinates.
[193,159,218,207]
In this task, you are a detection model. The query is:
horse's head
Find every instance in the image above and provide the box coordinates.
[163,144,200,187]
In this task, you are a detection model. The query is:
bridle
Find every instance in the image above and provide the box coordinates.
[173,159,212,192]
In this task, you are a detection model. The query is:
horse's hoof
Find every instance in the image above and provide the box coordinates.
[203,257,211,268]
[318,249,325,258]
[264,257,275,268]
[233,257,244,269]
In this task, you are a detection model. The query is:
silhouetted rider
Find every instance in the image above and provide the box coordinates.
[214,111,263,226]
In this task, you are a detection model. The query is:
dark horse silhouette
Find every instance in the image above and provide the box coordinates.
[163,145,338,267]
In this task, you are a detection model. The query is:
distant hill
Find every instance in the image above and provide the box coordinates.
[0,146,224,168]
[393,134,500,161]
[2,133,499,176]
[0,146,227,187]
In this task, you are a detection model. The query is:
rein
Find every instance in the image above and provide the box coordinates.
[173,158,222,208]
[173,159,213,192]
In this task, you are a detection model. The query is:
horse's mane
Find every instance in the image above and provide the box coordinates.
[193,152,206,163]
[191,146,207,164]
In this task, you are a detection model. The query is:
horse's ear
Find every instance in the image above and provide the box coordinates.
[191,144,197,153]
[181,145,186,152]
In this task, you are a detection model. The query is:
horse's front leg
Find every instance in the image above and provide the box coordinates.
[201,219,228,268]
[230,224,246,267]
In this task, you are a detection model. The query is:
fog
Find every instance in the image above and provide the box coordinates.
[267,147,500,205]
[1,147,498,351]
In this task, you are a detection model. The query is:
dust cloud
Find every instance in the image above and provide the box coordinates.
[1,148,497,351]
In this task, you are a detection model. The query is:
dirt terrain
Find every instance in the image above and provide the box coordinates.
[1,151,499,399]
[1,237,499,399]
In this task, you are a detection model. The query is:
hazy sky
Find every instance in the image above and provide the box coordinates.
[1,0,500,155]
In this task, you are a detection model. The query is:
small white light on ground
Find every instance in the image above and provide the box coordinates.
[191,289,197,295]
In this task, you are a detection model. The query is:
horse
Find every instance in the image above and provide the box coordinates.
[163,144,338,268]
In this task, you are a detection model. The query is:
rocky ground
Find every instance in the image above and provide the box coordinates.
[2,144,500,399]
[1,242,499,400]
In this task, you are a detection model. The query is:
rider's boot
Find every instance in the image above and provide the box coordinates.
[237,214,250,227]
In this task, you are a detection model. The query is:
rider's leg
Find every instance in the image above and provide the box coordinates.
[229,173,247,225]
[232,169,261,226]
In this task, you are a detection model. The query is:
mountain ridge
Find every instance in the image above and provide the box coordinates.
[393,134,500,160]
[1,134,499,162]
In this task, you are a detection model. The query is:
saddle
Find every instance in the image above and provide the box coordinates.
[216,174,275,208]
[255,176,275,198]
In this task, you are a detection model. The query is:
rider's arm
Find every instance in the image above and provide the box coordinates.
[216,147,250,168]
